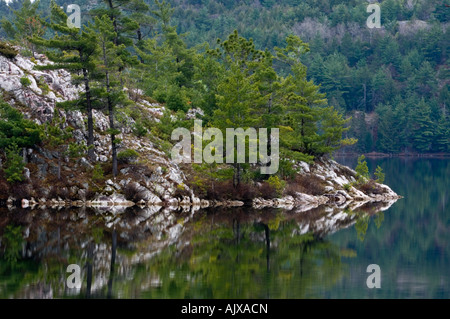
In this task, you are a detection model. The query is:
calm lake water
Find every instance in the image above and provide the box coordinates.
[0,157,448,299]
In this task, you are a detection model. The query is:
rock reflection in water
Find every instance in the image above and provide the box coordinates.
[0,201,394,298]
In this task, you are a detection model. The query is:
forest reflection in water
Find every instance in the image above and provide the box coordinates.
[0,198,392,299]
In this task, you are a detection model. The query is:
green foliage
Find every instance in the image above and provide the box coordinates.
[374,165,385,184]
[92,163,104,182]
[267,175,286,198]
[67,142,87,159]
[0,0,45,54]
[43,111,72,149]
[19,76,31,87]
[117,149,139,163]
[37,76,50,95]
[1,225,23,264]
[278,159,298,180]
[355,155,369,184]
[0,102,41,149]
[132,120,148,137]
[0,40,18,58]
[3,143,25,183]
[354,213,370,242]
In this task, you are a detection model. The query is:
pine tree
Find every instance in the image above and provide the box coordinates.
[91,0,150,47]
[4,143,25,183]
[212,30,265,186]
[44,111,73,180]
[276,35,324,159]
[377,104,402,153]
[133,37,179,98]
[89,15,129,177]
[1,0,45,56]
[433,115,450,152]
[276,35,354,158]
[411,99,434,152]
[374,165,385,184]
[31,1,98,161]
[355,154,369,184]
[0,101,41,149]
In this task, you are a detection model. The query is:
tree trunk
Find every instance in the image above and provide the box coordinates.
[86,242,94,298]
[263,223,270,273]
[107,74,118,178]
[237,163,241,186]
[107,229,117,299]
[22,147,27,164]
[82,67,95,161]
[107,0,119,45]
[102,39,118,178]
[137,28,144,63]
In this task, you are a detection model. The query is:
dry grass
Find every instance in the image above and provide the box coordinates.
[359,180,385,195]
[284,173,326,196]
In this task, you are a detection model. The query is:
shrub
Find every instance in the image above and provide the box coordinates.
[92,163,104,182]
[3,144,25,183]
[173,183,191,198]
[259,181,277,199]
[278,159,298,180]
[355,155,369,184]
[343,183,351,191]
[0,102,42,149]
[0,41,18,59]
[204,180,258,201]
[9,181,31,199]
[20,76,32,88]
[166,90,187,112]
[37,76,50,95]
[132,121,148,137]
[67,142,87,159]
[359,180,385,195]
[117,149,139,164]
[287,174,326,196]
[374,165,385,184]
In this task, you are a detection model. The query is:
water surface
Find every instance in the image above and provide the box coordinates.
[0,158,448,299]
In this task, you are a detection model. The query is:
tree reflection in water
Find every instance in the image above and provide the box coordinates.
[0,202,388,298]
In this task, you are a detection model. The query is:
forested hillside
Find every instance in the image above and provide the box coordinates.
[1,0,448,154]
[165,0,450,154]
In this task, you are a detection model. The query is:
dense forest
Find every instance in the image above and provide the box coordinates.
[0,0,448,195]
[1,0,448,157]
[167,0,450,154]
[0,0,357,195]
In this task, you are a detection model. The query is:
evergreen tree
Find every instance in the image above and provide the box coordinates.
[89,15,129,177]
[1,0,45,55]
[212,30,265,186]
[44,111,73,180]
[433,115,450,152]
[3,143,25,183]
[0,101,41,149]
[275,35,323,160]
[31,1,98,161]
[411,99,434,152]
